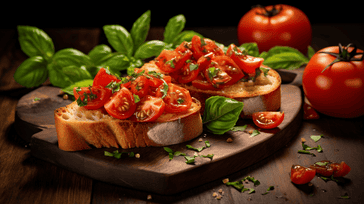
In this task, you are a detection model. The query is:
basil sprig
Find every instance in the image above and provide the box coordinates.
[14,26,94,88]
[202,96,244,135]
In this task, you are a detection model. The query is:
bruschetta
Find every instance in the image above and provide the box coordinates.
[140,35,282,118]
[54,68,203,151]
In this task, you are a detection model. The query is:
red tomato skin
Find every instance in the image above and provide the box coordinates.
[93,68,121,87]
[237,4,312,54]
[104,87,136,120]
[291,165,316,185]
[252,112,284,129]
[331,162,351,177]
[302,46,364,118]
[129,95,165,122]
[73,86,112,110]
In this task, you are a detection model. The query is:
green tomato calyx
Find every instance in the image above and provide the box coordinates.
[319,43,364,73]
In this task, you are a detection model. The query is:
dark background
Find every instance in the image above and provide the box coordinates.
[4,3,363,29]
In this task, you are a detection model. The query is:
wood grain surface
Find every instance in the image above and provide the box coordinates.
[1,25,364,203]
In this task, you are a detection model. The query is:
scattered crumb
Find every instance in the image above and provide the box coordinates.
[248,130,253,134]
[247,197,252,201]
[222,178,229,184]
[63,94,69,100]
[308,182,313,186]
[216,195,222,200]
[199,138,203,142]
[226,138,233,143]
[203,133,207,138]
[135,153,140,158]
[147,194,152,200]
[212,192,218,197]
[301,138,306,143]
[59,90,65,95]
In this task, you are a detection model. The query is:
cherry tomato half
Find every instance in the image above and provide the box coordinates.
[331,161,351,177]
[310,161,334,177]
[73,85,112,110]
[155,49,192,73]
[252,112,284,129]
[291,165,316,185]
[156,83,192,113]
[130,75,150,98]
[238,4,312,54]
[104,87,136,120]
[93,68,121,87]
[172,60,200,84]
[130,95,165,122]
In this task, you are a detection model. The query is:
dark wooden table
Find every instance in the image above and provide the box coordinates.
[1,24,364,204]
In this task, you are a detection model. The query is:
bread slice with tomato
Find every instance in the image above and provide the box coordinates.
[54,68,203,151]
[140,35,282,118]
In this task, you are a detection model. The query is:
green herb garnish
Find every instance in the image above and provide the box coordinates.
[250,130,261,137]
[104,150,135,159]
[231,125,248,132]
[310,134,323,142]
[262,186,275,195]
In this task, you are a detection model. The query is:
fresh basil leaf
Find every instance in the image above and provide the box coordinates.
[226,180,245,191]
[102,54,130,72]
[88,44,113,66]
[61,79,93,96]
[51,48,93,68]
[202,96,244,135]
[62,65,92,83]
[172,30,203,46]
[103,25,134,57]
[14,56,48,88]
[263,52,309,70]
[163,14,186,44]
[239,42,259,57]
[47,65,72,88]
[130,10,151,54]
[17,25,54,61]
[134,40,166,59]
[186,144,205,152]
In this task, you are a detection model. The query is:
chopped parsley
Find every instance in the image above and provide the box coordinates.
[231,125,248,132]
[250,130,261,137]
[104,150,135,159]
[310,134,323,142]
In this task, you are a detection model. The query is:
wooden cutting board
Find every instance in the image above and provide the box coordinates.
[15,82,302,195]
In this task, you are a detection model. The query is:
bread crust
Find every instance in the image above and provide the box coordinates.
[141,61,282,118]
[55,98,203,151]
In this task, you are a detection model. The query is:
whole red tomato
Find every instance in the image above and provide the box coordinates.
[302,44,364,118]
[237,4,312,54]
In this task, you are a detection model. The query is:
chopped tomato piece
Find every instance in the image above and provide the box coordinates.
[204,66,232,88]
[252,112,284,129]
[291,165,316,185]
[130,95,165,122]
[172,60,200,84]
[226,44,264,75]
[310,161,334,177]
[93,68,121,87]
[104,87,136,119]
[303,102,320,120]
[156,83,192,113]
[73,85,112,110]
[331,161,351,177]
[212,56,244,85]
[191,74,216,90]
[130,75,150,98]
[190,35,224,60]
[155,49,192,73]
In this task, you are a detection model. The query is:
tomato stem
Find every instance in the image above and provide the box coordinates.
[254,4,282,17]
[319,43,364,73]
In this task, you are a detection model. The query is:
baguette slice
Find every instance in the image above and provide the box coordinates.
[140,61,281,118]
[55,98,203,151]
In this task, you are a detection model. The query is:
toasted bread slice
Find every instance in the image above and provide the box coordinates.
[140,61,281,118]
[55,98,203,151]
